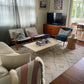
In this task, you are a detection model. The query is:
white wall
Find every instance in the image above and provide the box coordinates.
[49,0,69,16]
[36,0,70,33]
[36,0,50,34]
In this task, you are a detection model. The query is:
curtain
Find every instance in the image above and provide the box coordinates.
[0,0,36,28]
[66,0,73,27]
[16,0,36,27]
[0,0,16,27]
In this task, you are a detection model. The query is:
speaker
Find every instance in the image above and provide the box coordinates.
[47,13,54,24]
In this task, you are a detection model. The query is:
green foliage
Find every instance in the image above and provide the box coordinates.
[71,0,84,19]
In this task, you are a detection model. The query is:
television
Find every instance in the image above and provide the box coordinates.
[47,13,65,25]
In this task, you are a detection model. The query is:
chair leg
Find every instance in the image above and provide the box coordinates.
[31,37,34,42]
[63,42,65,46]
[14,41,18,50]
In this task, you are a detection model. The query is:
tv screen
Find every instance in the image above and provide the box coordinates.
[47,12,63,25]
[47,13,54,24]
[54,13,62,23]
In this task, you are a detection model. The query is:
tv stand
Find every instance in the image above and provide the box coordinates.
[52,23,62,25]
[43,24,65,36]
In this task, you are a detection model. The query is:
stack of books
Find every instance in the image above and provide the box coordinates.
[36,39,50,46]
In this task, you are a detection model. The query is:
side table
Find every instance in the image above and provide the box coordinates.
[67,36,77,50]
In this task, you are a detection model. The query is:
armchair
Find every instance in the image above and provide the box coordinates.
[55,27,73,46]
[0,42,44,84]
[9,29,31,50]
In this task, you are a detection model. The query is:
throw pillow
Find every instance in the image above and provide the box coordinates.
[27,31,38,37]
[0,66,8,78]
[15,32,26,40]
[12,29,26,40]
[59,29,71,36]
[1,53,31,70]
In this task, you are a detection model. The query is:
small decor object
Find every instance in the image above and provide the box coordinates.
[36,39,50,46]
[54,0,63,10]
[71,34,75,38]
[67,36,77,50]
[39,0,47,9]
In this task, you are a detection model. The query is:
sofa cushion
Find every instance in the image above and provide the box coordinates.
[1,53,31,70]
[0,66,8,78]
[55,35,67,42]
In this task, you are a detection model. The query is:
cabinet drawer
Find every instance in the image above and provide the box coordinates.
[43,24,65,36]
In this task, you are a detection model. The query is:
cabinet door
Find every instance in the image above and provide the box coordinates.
[43,24,48,34]
[43,24,53,34]
[43,24,61,36]
[51,26,60,36]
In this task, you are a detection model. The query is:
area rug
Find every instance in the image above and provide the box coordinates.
[11,43,84,84]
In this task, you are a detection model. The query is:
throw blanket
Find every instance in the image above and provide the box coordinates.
[10,57,44,84]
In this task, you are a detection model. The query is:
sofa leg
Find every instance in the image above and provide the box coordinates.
[63,42,65,46]
[14,41,18,50]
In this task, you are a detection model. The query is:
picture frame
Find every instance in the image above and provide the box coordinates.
[38,0,48,9]
[54,0,63,10]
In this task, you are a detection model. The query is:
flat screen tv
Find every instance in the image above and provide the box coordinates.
[47,12,63,25]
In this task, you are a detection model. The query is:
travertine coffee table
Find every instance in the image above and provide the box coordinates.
[24,38,62,53]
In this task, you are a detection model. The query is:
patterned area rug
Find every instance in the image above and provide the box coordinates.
[11,42,84,84]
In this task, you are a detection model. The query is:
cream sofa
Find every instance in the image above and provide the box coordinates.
[0,42,44,84]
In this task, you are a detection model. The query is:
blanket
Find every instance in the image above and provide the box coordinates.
[10,57,44,84]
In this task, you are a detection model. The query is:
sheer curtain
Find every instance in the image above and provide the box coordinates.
[16,0,36,27]
[66,0,73,27]
[0,0,36,27]
[0,0,16,27]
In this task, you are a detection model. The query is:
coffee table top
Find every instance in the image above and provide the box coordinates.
[24,38,61,52]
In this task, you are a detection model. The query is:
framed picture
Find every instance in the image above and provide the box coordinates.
[54,0,63,10]
[38,0,48,9]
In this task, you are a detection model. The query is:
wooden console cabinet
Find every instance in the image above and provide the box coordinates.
[43,24,65,36]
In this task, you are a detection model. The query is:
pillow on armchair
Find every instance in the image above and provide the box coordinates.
[27,31,38,37]
[1,53,31,70]
[9,29,26,41]
[25,27,38,37]
[59,28,71,36]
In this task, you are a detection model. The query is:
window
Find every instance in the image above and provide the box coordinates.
[0,0,36,27]
[17,0,36,27]
[71,0,84,19]
[0,0,16,27]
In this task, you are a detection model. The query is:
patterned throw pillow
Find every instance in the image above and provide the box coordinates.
[15,32,25,40]
[27,31,38,37]
[12,30,25,40]
[59,29,71,36]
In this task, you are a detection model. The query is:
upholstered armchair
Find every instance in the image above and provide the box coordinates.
[0,42,44,84]
[55,27,73,46]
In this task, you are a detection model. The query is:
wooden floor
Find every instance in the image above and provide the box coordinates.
[50,58,84,84]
